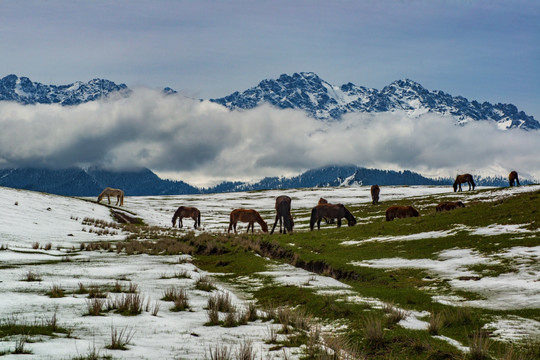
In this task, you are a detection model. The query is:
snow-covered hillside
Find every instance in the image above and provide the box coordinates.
[1,185,540,359]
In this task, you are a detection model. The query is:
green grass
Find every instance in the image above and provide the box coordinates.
[89,186,540,359]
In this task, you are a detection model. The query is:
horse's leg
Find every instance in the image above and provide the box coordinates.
[107,195,111,204]
[270,214,278,235]
[317,218,321,230]
[279,216,283,234]
[193,216,197,229]
[179,217,183,229]
[337,218,342,228]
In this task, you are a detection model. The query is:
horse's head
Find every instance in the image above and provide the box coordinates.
[457,201,465,208]
[410,206,420,217]
[348,217,357,227]
[452,182,458,192]
[171,217,177,227]
[260,221,269,233]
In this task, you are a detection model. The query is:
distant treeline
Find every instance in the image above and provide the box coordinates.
[0,166,533,197]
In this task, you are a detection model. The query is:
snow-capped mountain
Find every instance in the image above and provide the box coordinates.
[0,74,130,105]
[211,72,539,130]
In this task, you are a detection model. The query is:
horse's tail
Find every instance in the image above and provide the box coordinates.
[309,207,317,230]
[470,176,476,190]
[197,212,201,228]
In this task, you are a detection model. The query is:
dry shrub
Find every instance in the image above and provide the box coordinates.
[428,312,445,335]
[43,243,52,251]
[223,307,238,327]
[195,275,216,292]
[22,270,41,282]
[106,325,135,350]
[208,343,231,360]
[48,284,64,298]
[107,293,144,315]
[86,297,105,316]
[171,289,189,312]
[32,242,40,249]
[235,339,256,360]
[206,306,220,326]
[468,330,491,360]
[362,315,385,349]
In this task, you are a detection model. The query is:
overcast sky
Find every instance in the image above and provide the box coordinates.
[1,0,539,186]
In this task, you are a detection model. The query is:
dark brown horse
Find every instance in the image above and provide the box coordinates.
[318,197,334,224]
[385,205,420,221]
[508,171,520,187]
[371,185,380,205]
[228,209,268,234]
[435,201,465,212]
[310,203,356,230]
[172,206,201,229]
[453,174,475,192]
[270,195,294,234]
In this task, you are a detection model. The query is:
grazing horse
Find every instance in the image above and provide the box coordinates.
[172,206,201,229]
[453,174,475,192]
[508,171,520,187]
[310,203,356,230]
[385,205,420,221]
[318,197,334,224]
[270,195,294,234]
[371,185,380,205]
[228,209,268,234]
[436,201,465,212]
[97,187,124,206]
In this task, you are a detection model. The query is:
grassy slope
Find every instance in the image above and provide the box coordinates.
[188,187,540,359]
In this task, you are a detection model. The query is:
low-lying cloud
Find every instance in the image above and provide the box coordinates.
[1,88,539,186]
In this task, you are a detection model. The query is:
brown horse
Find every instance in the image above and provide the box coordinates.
[172,206,201,229]
[385,205,420,221]
[310,203,356,230]
[318,197,334,224]
[435,201,465,212]
[371,185,380,205]
[270,195,294,234]
[453,174,475,192]
[97,187,124,206]
[228,209,268,234]
[508,171,520,187]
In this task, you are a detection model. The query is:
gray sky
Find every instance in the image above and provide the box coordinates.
[1,0,539,186]
[1,0,539,117]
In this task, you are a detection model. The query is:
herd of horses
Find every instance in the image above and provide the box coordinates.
[96,171,521,233]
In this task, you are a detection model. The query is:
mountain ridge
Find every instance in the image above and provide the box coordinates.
[1,72,537,130]
[210,72,539,130]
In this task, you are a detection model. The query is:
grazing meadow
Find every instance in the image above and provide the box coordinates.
[1,184,539,359]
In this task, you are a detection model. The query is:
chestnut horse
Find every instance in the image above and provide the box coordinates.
[172,206,201,229]
[228,209,268,234]
[310,203,356,230]
[97,187,124,206]
[453,174,475,192]
[270,195,294,234]
[508,171,520,187]
[385,205,420,221]
[371,185,380,205]
[435,201,465,212]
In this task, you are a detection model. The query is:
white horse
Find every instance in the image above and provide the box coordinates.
[97,187,124,206]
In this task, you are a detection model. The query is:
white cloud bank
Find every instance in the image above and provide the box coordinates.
[0,88,539,186]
